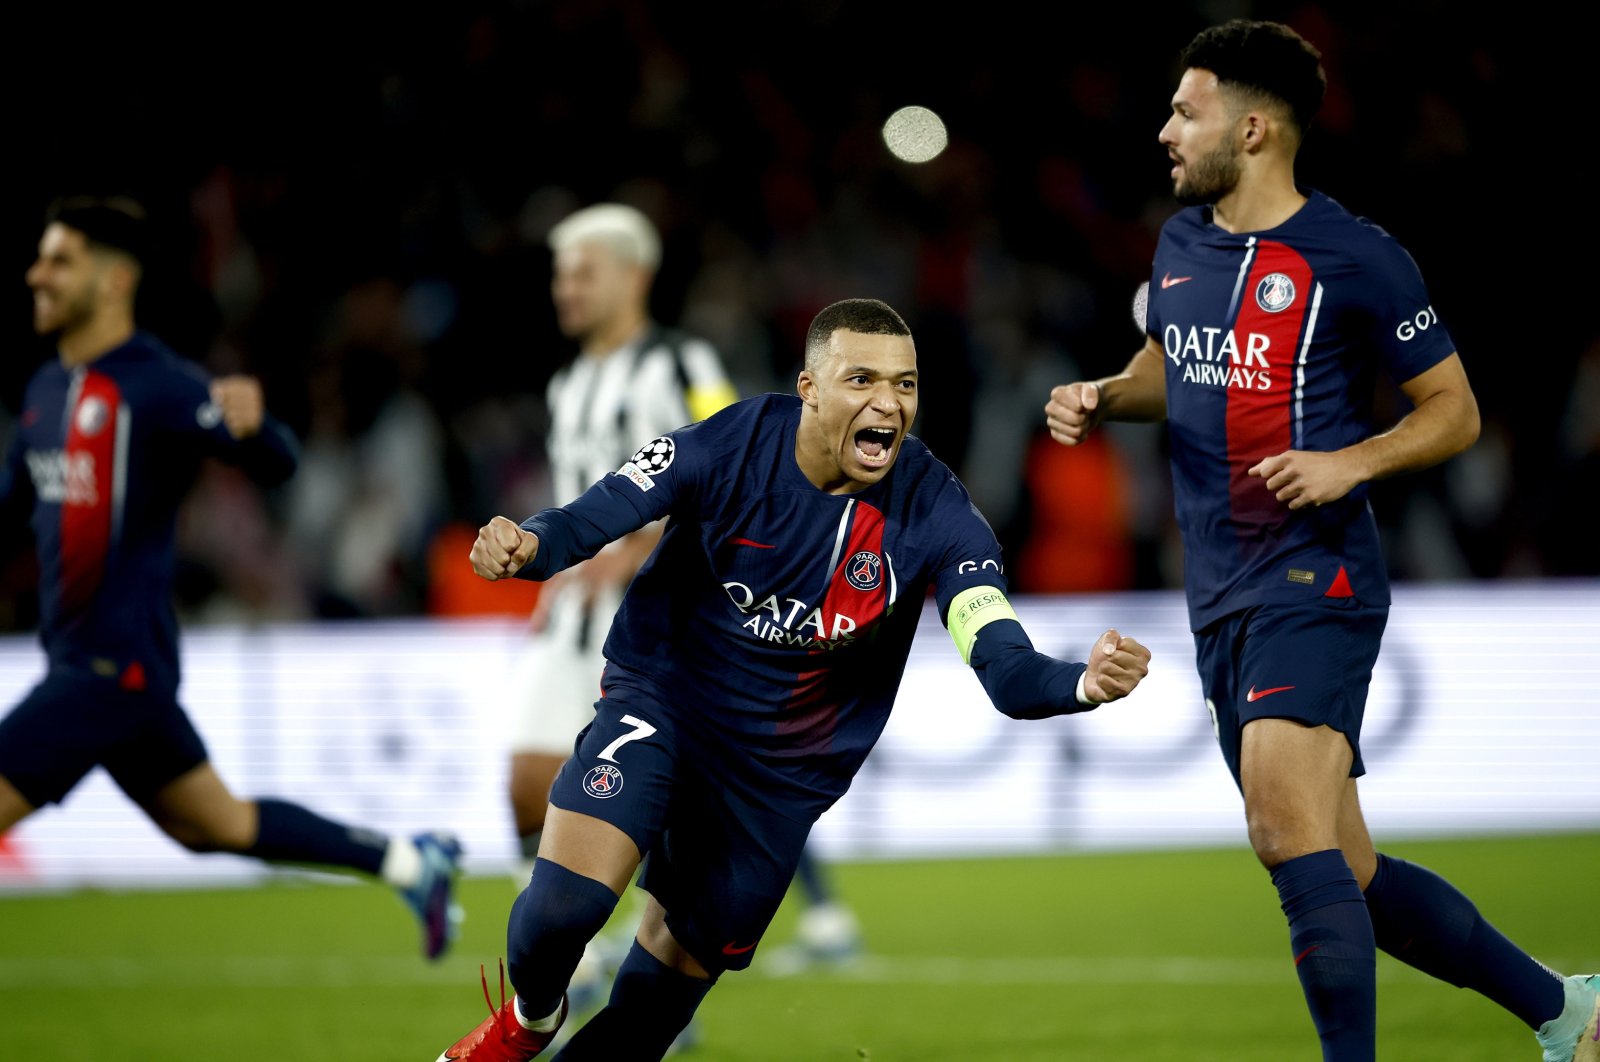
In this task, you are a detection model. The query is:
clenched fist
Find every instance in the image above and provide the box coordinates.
[210,376,265,439]
[1082,628,1151,704]
[470,516,540,581]
[1044,381,1103,447]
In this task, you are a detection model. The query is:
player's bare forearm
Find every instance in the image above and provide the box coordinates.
[1045,338,1166,447]
[1098,339,1169,422]
[1358,353,1480,479]
[1249,354,1479,510]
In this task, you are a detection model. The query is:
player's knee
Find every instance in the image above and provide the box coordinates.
[1245,809,1324,870]
[1247,821,1290,869]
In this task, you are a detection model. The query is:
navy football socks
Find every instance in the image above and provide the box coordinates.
[1271,848,1376,1060]
[507,858,620,1020]
[551,939,713,1060]
[1364,853,1564,1028]
[245,797,386,875]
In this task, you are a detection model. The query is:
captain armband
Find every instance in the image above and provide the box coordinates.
[947,585,1019,666]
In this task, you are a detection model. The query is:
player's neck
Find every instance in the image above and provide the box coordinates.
[580,311,649,358]
[794,414,871,496]
[56,312,135,369]
[1210,167,1306,235]
[795,452,868,495]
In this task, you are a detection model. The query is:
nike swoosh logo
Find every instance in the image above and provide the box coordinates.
[1246,685,1296,702]
[721,940,758,955]
[1161,272,1193,289]
[729,538,775,549]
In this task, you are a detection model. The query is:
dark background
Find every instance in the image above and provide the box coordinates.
[5,0,1592,625]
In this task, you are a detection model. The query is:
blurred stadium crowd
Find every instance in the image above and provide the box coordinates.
[5,1,1592,629]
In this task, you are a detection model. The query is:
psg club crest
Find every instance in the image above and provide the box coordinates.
[75,396,109,437]
[845,550,882,591]
[630,436,676,476]
[1255,273,1296,313]
[583,764,623,799]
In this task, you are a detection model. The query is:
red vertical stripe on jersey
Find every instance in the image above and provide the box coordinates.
[777,502,889,749]
[1226,241,1313,531]
[59,371,124,615]
[819,501,887,635]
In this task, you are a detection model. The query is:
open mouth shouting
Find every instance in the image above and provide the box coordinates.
[854,426,897,468]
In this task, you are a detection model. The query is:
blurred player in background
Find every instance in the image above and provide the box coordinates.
[1044,21,1597,1062]
[0,197,464,961]
[440,296,1151,1061]
[507,203,861,1040]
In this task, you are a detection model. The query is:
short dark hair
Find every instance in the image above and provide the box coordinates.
[1179,20,1326,137]
[44,196,151,266]
[804,298,911,370]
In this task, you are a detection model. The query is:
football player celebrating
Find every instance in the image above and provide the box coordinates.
[440,297,1151,1060]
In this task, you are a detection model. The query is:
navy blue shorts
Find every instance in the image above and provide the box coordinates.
[1193,598,1388,787]
[548,678,814,975]
[0,668,208,807]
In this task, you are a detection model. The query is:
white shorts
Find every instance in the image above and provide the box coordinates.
[507,585,622,756]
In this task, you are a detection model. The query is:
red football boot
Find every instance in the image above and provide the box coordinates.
[435,961,568,1061]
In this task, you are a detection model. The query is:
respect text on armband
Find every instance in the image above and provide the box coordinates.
[953,591,1009,630]
[947,585,1019,665]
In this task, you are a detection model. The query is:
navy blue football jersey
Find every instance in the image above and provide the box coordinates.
[519,393,1009,806]
[0,332,298,697]
[1146,190,1457,630]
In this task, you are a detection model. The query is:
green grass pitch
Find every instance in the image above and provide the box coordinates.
[1,831,1594,1060]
